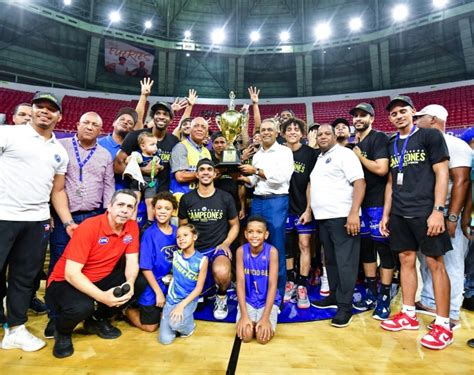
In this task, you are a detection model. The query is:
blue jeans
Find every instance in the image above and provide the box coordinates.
[159,300,198,345]
[251,195,288,298]
[465,239,474,298]
[49,210,103,275]
[418,219,469,320]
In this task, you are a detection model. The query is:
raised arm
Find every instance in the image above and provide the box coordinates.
[134,78,154,130]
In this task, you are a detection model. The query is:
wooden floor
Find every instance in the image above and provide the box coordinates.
[1,287,473,374]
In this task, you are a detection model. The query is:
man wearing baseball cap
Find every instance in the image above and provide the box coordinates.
[349,103,394,321]
[331,118,351,147]
[380,96,454,350]
[415,104,471,332]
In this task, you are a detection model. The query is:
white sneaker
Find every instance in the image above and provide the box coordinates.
[320,273,330,297]
[2,325,46,352]
[213,295,229,320]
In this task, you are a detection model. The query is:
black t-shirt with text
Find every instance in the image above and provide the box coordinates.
[289,144,318,215]
[121,128,179,192]
[178,188,238,250]
[388,127,449,217]
[357,130,389,208]
[211,151,240,209]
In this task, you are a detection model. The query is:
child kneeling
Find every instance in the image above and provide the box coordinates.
[159,224,208,344]
[236,216,281,344]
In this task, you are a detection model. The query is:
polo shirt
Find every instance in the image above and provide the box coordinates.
[98,134,121,160]
[48,213,139,285]
[310,144,364,220]
[246,141,294,195]
[0,124,69,221]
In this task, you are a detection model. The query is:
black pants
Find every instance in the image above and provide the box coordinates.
[318,217,360,311]
[46,268,147,335]
[0,220,50,326]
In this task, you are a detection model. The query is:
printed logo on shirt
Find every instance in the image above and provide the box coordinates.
[390,150,426,169]
[54,154,61,163]
[123,234,133,244]
[187,208,224,222]
[99,237,109,245]
[158,150,172,163]
[325,158,332,164]
[294,160,306,174]
[162,244,179,262]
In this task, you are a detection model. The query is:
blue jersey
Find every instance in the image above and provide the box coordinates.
[167,249,206,305]
[243,242,282,309]
[138,224,178,306]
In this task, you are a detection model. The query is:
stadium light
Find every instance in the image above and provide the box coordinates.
[184,30,192,39]
[392,5,409,22]
[433,0,448,8]
[279,31,290,42]
[186,53,191,57]
[211,28,225,44]
[250,31,260,42]
[144,20,152,29]
[109,11,121,23]
[349,17,362,31]
[314,23,332,41]
[63,0,72,5]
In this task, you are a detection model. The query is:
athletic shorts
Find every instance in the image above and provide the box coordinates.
[285,214,317,234]
[360,206,388,242]
[389,214,453,257]
[199,247,231,296]
[139,304,162,325]
[236,303,279,332]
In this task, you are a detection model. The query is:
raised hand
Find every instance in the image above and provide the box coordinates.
[186,89,198,106]
[140,77,154,96]
[248,86,260,104]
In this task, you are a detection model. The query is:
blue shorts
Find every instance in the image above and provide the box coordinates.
[360,207,388,242]
[199,247,231,296]
[285,214,317,234]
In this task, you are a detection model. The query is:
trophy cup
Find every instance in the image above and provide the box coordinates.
[215,91,247,170]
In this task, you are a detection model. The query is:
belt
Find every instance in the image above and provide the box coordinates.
[71,209,102,216]
[253,194,288,200]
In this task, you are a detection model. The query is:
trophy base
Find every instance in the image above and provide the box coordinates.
[215,161,241,173]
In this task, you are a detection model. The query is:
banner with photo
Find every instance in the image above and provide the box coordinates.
[104,39,155,78]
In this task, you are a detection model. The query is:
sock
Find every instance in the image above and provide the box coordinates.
[380,283,391,299]
[297,274,308,287]
[402,304,416,318]
[434,315,451,330]
[286,269,296,283]
[366,277,378,296]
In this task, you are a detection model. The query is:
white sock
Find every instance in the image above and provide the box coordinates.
[434,315,450,330]
[402,304,416,318]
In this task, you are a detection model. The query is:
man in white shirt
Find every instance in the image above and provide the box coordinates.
[310,124,365,328]
[415,105,471,330]
[239,118,294,297]
[0,92,69,352]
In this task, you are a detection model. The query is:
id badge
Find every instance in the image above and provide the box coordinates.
[397,172,403,186]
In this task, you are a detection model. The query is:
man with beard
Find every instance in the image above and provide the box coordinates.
[349,103,394,321]
[178,158,239,320]
[332,118,351,147]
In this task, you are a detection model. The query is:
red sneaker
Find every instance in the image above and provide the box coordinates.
[380,311,420,332]
[420,324,453,350]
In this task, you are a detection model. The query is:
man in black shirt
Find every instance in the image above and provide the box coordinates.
[332,118,351,147]
[380,95,453,350]
[114,102,179,226]
[281,119,318,309]
[349,103,394,321]
[178,159,239,321]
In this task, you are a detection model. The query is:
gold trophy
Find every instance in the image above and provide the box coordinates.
[215,91,247,168]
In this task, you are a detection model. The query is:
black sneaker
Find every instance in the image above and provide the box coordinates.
[53,331,74,358]
[462,296,474,311]
[468,338,474,348]
[29,296,47,315]
[331,309,353,328]
[83,317,121,339]
[311,294,337,309]
[44,318,56,339]
[0,306,6,325]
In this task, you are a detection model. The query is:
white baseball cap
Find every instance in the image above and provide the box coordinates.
[415,104,448,122]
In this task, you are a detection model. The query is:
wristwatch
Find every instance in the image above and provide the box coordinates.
[63,220,76,228]
[255,168,261,176]
[447,213,458,222]
[433,205,445,213]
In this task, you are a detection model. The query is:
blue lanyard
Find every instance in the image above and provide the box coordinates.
[393,125,416,173]
[72,137,97,182]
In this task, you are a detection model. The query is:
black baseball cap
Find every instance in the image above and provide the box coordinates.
[211,132,225,142]
[331,118,350,128]
[31,92,62,113]
[308,122,320,132]
[150,101,174,118]
[349,102,375,116]
[386,95,414,111]
[196,158,215,169]
[115,107,138,124]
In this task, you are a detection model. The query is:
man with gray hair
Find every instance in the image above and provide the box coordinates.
[415,104,472,331]
[239,118,294,298]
